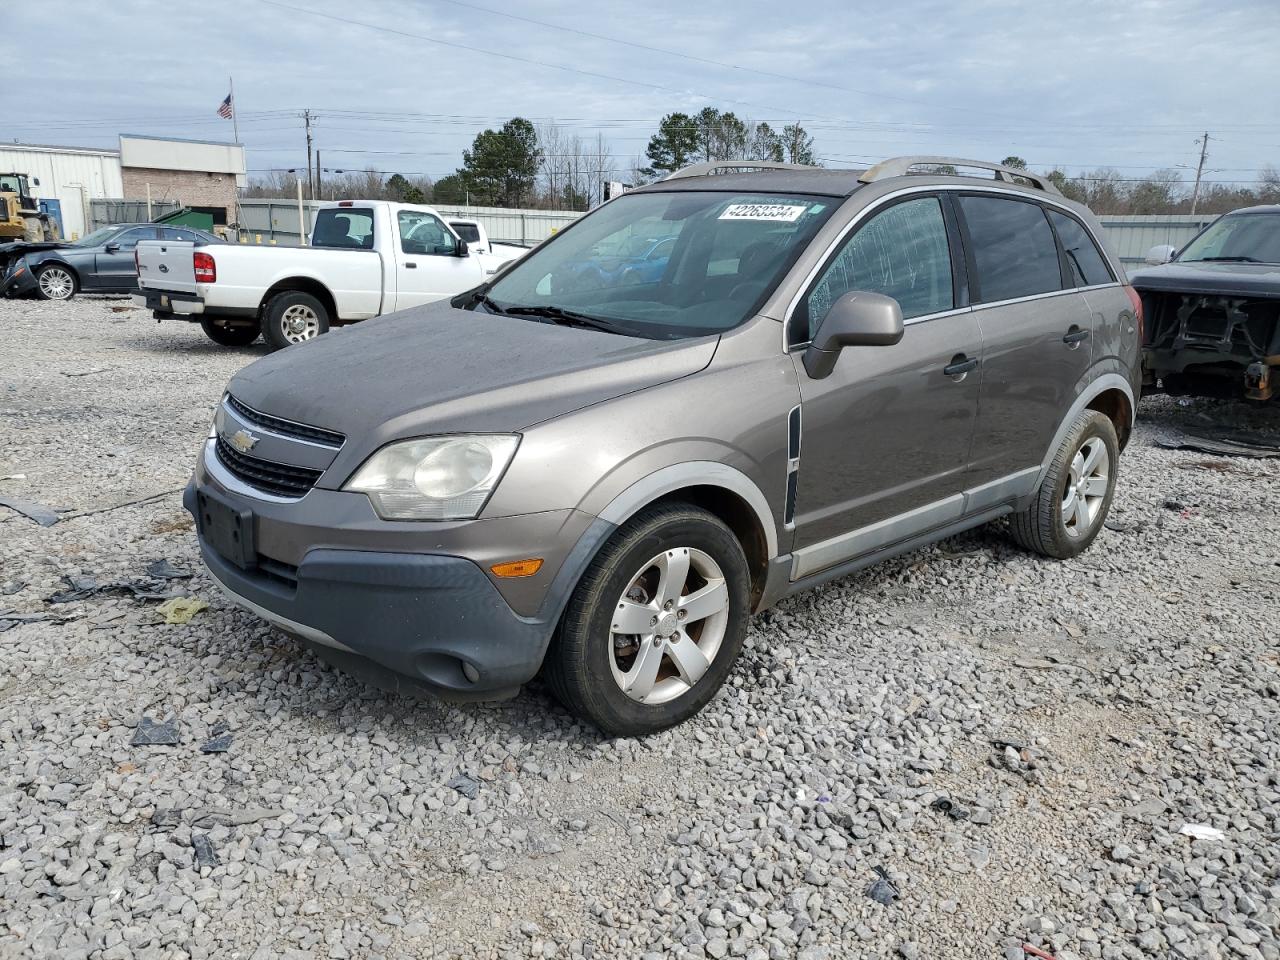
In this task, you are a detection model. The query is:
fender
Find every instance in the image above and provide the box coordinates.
[1035,372,1135,488]
[596,460,779,560]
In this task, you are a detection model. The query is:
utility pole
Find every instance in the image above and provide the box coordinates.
[315,150,321,201]
[1190,132,1211,215]
[303,109,315,201]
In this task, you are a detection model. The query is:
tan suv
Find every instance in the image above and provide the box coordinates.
[190,156,1142,735]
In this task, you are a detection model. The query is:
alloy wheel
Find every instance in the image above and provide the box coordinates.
[280,304,320,343]
[608,547,730,705]
[1061,436,1109,538]
[38,267,74,300]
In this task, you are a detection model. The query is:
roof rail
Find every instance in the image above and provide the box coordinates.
[664,160,820,181]
[857,156,1062,196]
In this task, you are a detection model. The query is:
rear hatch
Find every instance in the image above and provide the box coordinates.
[136,239,197,295]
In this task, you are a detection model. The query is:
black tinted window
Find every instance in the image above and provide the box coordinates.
[113,226,158,248]
[312,208,374,249]
[1047,211,1111,286]
[450,222,481,244]
[797,196,953,343]
[958,196,1062,302]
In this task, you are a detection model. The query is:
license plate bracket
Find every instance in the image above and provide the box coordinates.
[196,488,256,569]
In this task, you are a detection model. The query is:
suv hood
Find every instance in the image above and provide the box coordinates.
[227,302,717,442]
[1128,260,1280,298]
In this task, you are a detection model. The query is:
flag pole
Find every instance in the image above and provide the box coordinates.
[229,76,242,240]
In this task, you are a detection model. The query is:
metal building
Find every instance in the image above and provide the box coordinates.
[0,143,123,240]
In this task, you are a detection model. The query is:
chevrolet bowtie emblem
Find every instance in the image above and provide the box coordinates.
[227,429,259,454]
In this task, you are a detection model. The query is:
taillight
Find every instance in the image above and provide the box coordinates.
[194,251,216,283]
[1124,284,1144,342]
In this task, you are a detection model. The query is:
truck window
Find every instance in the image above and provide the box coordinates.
[449,222,482,245]
[399,211,457,256]
[313,208,375,249]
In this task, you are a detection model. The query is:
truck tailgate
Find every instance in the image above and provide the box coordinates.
[136,240,197,295]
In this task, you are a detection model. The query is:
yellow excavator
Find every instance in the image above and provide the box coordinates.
[0,173,60,243]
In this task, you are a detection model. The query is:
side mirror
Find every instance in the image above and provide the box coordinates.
[104,243,120,253]
[1145,244,1176,265]
[802,291,904,380]
[455,239,470,258]
[32,178,40,187]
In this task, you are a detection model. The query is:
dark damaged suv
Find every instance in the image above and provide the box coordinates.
[190,156,1141,735]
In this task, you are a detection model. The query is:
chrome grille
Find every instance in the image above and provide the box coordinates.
[214,435,323,498]
[225,394,344,448]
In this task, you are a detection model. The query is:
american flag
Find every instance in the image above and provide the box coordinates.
[217,93,233,120]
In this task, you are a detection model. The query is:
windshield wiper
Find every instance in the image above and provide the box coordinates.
[500,305,632,336]
[467,291,509,314]
[1192,256,1262,263]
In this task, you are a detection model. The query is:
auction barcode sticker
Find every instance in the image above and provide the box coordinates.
[718,203,808,222]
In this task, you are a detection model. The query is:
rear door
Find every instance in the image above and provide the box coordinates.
[788,194,982,575]
[95,226,158,290]
[392,209,481,310]
[955,193,1096,489]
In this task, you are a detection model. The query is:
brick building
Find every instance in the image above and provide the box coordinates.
[119,135,246,227]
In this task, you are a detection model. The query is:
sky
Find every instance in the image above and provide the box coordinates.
[11,0,1280,191]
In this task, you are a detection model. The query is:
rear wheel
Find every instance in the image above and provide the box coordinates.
[544,502,750,736]
[200,318,259,347]
[35,264,76,301]
[1009,410,1119,559]
[261,291,329,350]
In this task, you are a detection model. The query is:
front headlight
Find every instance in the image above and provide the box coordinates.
[345,434,520,520]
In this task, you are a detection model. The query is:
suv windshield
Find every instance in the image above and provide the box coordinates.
[480,191,834,339]
[1179,213,1280,264]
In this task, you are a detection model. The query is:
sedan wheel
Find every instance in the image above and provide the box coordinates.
[36,266,76,301]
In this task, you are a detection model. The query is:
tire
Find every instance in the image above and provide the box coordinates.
[1009,410,1119,559]
[544,502,751,737]
[200,318,260,347]
[34,264,77,301]
[261,291,329,351]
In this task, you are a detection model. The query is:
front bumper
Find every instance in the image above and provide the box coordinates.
[1,259,36,297]
[185,450,613,699]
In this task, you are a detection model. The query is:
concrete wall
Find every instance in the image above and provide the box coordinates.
[0,144,123,239]
[121,167,239,226]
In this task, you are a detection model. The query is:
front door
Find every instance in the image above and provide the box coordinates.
[392,210,478,310]
[952,194,1097,487]
[94,225,157,290]
[788,194,981,576]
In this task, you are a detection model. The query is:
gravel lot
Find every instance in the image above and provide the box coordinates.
[2,295,1278,960]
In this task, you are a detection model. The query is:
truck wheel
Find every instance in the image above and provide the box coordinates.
[1009,410,1119,559]
[200,318,259,347]
[34,264,77,301]
[543,502,750,737]
[262,291,329,350]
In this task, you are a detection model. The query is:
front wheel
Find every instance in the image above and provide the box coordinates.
[1009,410,1119,559]
[200,318,259,346]
[544,502,750,737]
[261,291,329,351]
[35,264,77,301]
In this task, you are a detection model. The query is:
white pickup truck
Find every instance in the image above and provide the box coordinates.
[133,201,527,350]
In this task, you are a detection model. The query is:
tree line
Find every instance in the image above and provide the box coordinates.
[244,114,1277,217]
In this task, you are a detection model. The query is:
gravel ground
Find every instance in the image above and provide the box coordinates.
[2,295,1279,960]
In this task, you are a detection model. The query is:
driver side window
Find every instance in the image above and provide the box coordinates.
[792,196,953,345]
[398,211,456,256]
[114,227,158,249]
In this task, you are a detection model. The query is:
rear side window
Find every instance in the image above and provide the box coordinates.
[958,196,1062,303]
[795,196,953,344]
[450,222,481,244]
[1047,211,1112,286]
[312,208,375,249]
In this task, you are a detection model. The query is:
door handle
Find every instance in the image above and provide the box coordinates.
[943,355,979,378]
[1063,327,1090,345]
[404,262,418,269]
